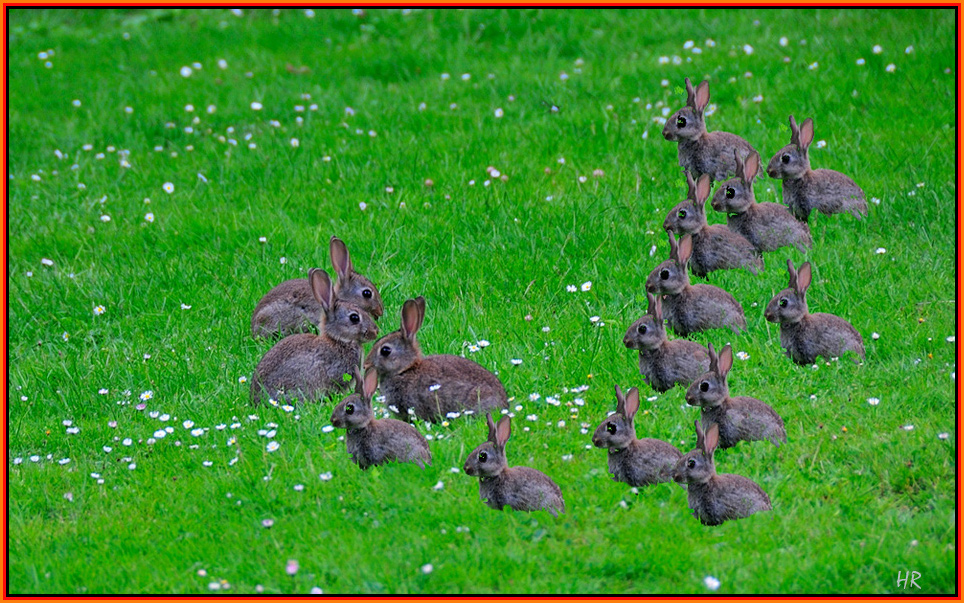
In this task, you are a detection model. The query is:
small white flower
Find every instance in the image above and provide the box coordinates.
[421,563,434,574]
[191,428,204,437]
[867,397,880,406]
[871,197,881,205]
[875,247,886,255]
[704,576,721,591]
[589,316,600,323]
[478,340,490,348]
[526,414,538,421]
[251,101,263,111]
[566,285,577,293]
[873,44,883,54]
[939,432,949,440]
[467,344,480,353]
[319,471,333,481]
[743,44,754,55]
[128,462,137,470]
[144,212,154,223]
[856,58,866,66]
[872,332,880,340]
[946,336,955,343]
[885,63,896,73]
[815,140,827,149]
[494,108,504,118]
[162,182,174,194]
[581,281,592,292]
[179,66,192,77]
[779,36,789,47]
[290,138,300,148]
[266,441,280,452]
[809,62,819,70]
[510,358,523,366]
[280,257,287,264]
[902,424,914,431]
[58,458,71,465]
[736,351,750,361]
[432,481,444,491]
[429,384,441,392]
[322,425,334,433]
[93,305,106,316]
[180,303,192,310]
[359,202,367,211]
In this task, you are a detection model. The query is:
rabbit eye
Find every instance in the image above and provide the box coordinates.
[699,381,710,392]
[781,153,791,164]
[362,289,373,299]
[677,209,687,219]
[478,451,487,462]
[345,403,355,415]
[676,116,687,128]
[725,187,735,199]
[779,298,788,308]
[687,458,696,469]
[659,269,670,280]
[349,313,361,324]
[637,324,647,335]
[606,422,617,434]
[380,345,392,357]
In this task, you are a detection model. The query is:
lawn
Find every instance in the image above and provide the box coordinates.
[6,7,958,595]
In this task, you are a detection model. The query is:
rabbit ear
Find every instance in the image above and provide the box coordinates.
[707,342,718,373]
[309,268,334,311]
[614,384,626,415]
[329,236,353,280]
[789,115,800,146]
[743,151,761,182]
[704,422,720,459]
[654,293,663,321]
[693,80,710,114]
[647,292,663,321]
[694,419,705,451]
[718,345,733,379]
[361,366,378,400]
[684,77,696,107]
[677,234,693,266]
[799,118,815,152]
[667,229,679,261]
[685,171,697,200]
[401,297,424,340]
[495,416,512,450]
[696,174,711,210]
[486,412,498,443]
[797,262,812,295]
[734,150,745,181]
[786,259,798,290]
[624,387,640,423]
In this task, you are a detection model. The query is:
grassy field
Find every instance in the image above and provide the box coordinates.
[6,8,958,595]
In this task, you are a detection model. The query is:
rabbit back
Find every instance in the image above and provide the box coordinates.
[780,313,865,365]
[381,355,507,421]
[251,334,360,404]
[679,132,755,181]
[480,466,566,517]
[784,169,867,222]
[251,279,321,339]
[663,286,746,337]
[690,226,764,277]
[608,438,682,486]
[687,474,772,526]
[727,203,813,253]
[639,340,711,392]
[702,397,787,449]
[347,419,432,469]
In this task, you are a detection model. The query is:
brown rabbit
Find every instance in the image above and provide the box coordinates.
[764,259,865,365]
[663,172,763,277]
[672,420,772,526]
[712,150,813,253]
[623,292,710,392]
[662,77,757,181]
[250,269,378,404]
[645,232,746,337]
[463,414,566,517]
[251,236,384,339]
[364,297,507,422]
[591,385,682,487]
[330,367,432,470]
[766,115,867,222]
[685,343,787,449]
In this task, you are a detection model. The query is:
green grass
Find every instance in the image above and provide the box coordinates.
[7,7,957,595]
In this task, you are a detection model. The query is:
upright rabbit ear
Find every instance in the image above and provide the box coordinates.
[743,151,761,182]
[309,268,334,312]
[624,387,640,423]
[401,297,425,340]
[495,416,512,450]
[667,229,679,261]
[734,150,746,181]
[704,422,720,459]
[789,115,800,146]
[486,412,498,443]
[799,118,815,153]
[718,345,733,379]
[786,259,798,290]
[362,366,378,400]
[329,236,353,280]
[684,77,696,107]
[614,384,626,415]
[694,419,705,451]
[797,262,812,295]
[694,80,710,114]
[647,292,663,321]
[653,293,663,321]
[685,171,697,200]
[677,234,693,266]
[707,342,718,373]
[696,174,711,210]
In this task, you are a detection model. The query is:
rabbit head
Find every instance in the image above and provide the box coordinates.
[685,343,732,409]
[330,236,385,320]
[463,413,510,478]
[712,150,760,214]
[662,78,710,142]
[623,292,666,351]
[645,231,693,296]
[365,297,426,374]
[765,259,811,324]
[664,173,712,234]
[592,385,640,451]
[673,420,719,485]
[310,268,379,343]
[767,115,813,180]
[330,367,378,430]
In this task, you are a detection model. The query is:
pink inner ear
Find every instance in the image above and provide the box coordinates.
[744,153,759,179]
[695,82,710,112]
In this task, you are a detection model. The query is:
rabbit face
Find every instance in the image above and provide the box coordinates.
[336,274,384,321]
[330,393,373,430]
[765,288,807,324]
[767,143,810,180]
[325,302,379,344]
[623,314,664,351]
[645,259,687,296]
[663,199,706,235]
[673,449,715,485]
[685,372,727,409]
[463,441,506,478]
[591,412,635,450]
[711,176,753,214]
[663,106,704,142]
[366,331,420,375]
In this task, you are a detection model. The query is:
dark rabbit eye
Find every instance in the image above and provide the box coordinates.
[607,422,617,434]
[677,210,687,219]
[687,458,696,469]
[699,382,710,392]
[345,403,355,415]
[478,451,487,462]
[659,269,670,280]
[779,298,788,308]
[676,116,687,128]
[725,187,735,199]
[362,289,373,299]
[637,324,647,335]
[380,345,392,356]
[349,313,361,324]
[781,154,791,164]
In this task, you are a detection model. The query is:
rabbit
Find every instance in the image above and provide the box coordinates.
[463,413,566,517]
[712,150,813,253]
[764,259,865,364]
[251,236,384,339]
[330,367,432,470]
[364,296,508,422]
[645,231,746,337]
[766,115,868,222]
[662,77,758,181]
[672,420,772,526]
[623,292,711,392]
[591,384,683,487]
[250,268,379,404]
[685,343,787,449]
[663,172,764,277]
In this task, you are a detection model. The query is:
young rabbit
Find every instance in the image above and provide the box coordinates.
[623,292,711,392]
[645,232,746,337]
[766,115,868,222]
[251,236,384,339]
[712,150,813,253]
[672,420,772,526]
[685,343,787,449]
[662,77,757,181]
[764,259,865,364]
[591,385,682,487]
[663,172,764,277]
[364,297,508,422]
[250,269,378,404]
[463,414,566,517]
[330,367,432,470]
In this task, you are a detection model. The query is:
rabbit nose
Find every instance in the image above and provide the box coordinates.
[645,282,656,293]
[766,166,777,178]
[622,335,632,347]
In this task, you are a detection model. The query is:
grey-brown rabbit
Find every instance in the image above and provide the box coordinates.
[662,77,757,181]
[365,297,507,422]
[463,414,566,517]
[330,367,432,470]
[685,343,787,449]
[712,150,813,253]
[766,115,867,222]
[764,259,865,365]
[645,232,746,337]
[251,236,384,339]
[250,269,378,404]
[623,292,710,392]
[672,420,772,526]
[591,385,682,487]
[663,172,763,277]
